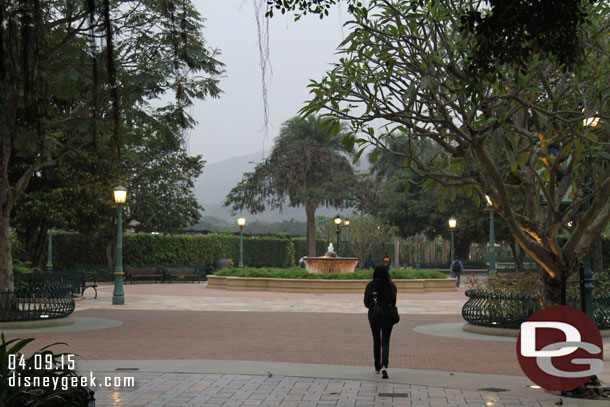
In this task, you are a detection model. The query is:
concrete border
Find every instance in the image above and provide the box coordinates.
[463,322,610,338]
[0,316,75,330]
[0,317,123,333]
[206,275,456,293]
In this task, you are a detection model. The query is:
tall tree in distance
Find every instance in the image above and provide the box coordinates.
[225,115,370,257]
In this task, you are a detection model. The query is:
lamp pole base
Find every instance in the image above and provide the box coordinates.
[112,296,125,305]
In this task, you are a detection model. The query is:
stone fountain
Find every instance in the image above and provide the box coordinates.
[303,243,359,274]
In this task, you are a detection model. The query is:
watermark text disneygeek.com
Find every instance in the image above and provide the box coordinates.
[8,371,135,391]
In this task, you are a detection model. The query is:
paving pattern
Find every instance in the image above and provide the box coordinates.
[2,283,608,406]
[92,373,559,407]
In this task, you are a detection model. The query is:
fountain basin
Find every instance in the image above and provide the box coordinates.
[303,257,359,274]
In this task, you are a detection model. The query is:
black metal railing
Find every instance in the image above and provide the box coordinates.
[0,283,75,322]
[463,289,610,330]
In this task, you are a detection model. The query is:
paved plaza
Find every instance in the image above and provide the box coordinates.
[3,283,609,406]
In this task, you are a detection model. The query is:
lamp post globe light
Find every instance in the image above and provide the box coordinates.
[334,215,342,254]
[112,185,127,305]
[237,217,246,268]
[448,217,457,264]
[485,195,497,277]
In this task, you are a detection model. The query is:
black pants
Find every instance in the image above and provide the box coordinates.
[369,321,393,370]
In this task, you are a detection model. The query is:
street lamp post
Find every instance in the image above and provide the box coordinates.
[334,215,342,255]
[112,185,127,305]
[448,217,457,264]
[237,217,246,267]
[342,219,350,257]
[46,228,53,272]
[415,237,419,269]
[485,195,497,277]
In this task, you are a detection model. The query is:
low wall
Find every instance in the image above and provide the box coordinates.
[207,276,457,293]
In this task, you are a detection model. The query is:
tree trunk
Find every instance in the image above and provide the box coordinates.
[455,238,471,261]
[106,232,117,272]
[304,202,317,257]
[23,223,48,269]
[508,237,526,273]
[0,212,14,293]
[590,233,603,274]
[542,269,562,306]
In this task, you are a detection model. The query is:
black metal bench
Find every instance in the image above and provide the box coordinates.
[80,275,98,298]
[162,267,204,283]
[124,267,162,283]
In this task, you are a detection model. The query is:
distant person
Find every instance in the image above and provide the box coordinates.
[364,265,399,379]
[299,255,306,268]
[450,256,464,287]
[382,252,392,269]
[363,255,375,270]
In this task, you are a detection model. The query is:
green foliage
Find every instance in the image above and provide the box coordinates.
[51,232,295,270]
[214,267,446,280]
[192,216,307,236]
[298,0,610,297]
[224,114,374,257]
[0,334,88,406]
[471,272,610,297]
[292,238,327,259]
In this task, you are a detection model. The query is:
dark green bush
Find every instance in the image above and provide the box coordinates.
[291,238,327,260]
[51,232,295,270]
[214,267,446,280]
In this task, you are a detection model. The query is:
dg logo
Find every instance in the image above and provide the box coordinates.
[517,305,604,391]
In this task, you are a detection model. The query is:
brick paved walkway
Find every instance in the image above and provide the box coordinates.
[2,284,608,406]
[92,373,557,407]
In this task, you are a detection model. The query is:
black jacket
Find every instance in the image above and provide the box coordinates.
[364,279,396,323]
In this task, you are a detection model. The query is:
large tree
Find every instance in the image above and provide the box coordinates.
[225,115,369,257]
[299,0,610,305]
[265,0,590,73]
[1,1,223,290]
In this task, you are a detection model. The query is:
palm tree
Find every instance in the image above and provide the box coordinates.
[225,115,365,257]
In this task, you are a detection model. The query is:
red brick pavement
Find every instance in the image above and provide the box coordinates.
[4,309,522,376]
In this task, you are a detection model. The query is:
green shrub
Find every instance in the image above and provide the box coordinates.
[52,232,295,270]
[471,271,610,297]
[214,267,446,280]
[291,238,327,260]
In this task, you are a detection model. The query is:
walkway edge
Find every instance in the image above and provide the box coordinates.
[75,359,606,405]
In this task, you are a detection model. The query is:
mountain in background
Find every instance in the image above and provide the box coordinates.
[194,150,370,223]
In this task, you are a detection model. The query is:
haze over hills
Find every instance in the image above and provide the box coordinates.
[194,150,370,222]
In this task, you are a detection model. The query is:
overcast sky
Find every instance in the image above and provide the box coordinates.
[189,1,347,164]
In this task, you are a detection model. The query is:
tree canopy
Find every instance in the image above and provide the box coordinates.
[300,0,610,304]
[225,115,370,256]
[1,0,223,289]
[265,0,592,73]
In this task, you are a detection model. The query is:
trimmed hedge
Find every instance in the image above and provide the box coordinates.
[214,267,447,280]
[291,238,328,260]
[52,232,295,270]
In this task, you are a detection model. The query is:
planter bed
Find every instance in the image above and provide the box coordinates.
[207,275,456,293]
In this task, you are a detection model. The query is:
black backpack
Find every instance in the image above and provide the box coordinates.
[451,260,461,274]
[371,291,400,326]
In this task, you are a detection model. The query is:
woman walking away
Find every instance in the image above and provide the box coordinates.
[364,265,398,379]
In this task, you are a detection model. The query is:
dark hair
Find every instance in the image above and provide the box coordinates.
[373,265,397,296]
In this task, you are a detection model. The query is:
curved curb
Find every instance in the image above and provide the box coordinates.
[0,316,75,330]
[462,322,610,338]
[462,322,520,337]
[0,317,123,333]
[207,275,457,293]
